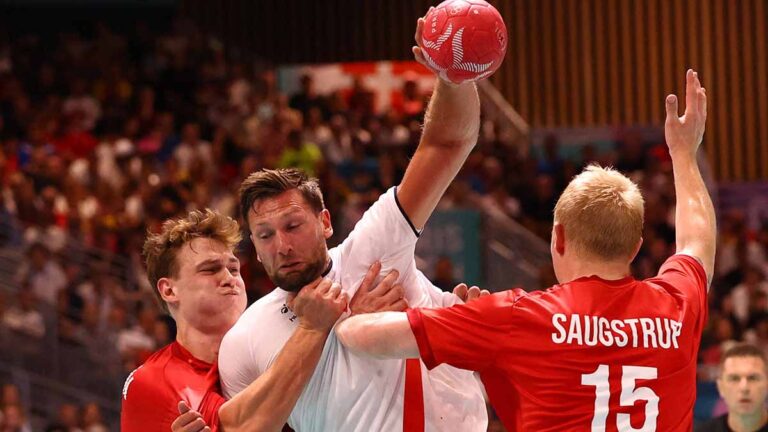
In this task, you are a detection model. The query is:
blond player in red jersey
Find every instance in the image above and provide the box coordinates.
[337,69,714,432]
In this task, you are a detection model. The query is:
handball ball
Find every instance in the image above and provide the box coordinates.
[420,0,507,84]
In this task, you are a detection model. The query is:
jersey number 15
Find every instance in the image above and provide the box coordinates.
[581,364,659,432]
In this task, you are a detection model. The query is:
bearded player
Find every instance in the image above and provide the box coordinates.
[215,10,503,432]
[339,69,714,431]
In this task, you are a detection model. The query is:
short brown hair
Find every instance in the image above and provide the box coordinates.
[238,168,325,229]
[720,343,768,369]
[143,209,241,311]
[553,165,645,261]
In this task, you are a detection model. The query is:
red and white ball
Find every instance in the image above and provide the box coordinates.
[420,0,508,84]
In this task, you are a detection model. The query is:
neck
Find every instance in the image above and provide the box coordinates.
[566,258,632,282]
[729,410,768,432]
[175,322,227,364]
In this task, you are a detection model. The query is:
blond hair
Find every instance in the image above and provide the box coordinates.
[554,165,644,261]
[143,209,242,311]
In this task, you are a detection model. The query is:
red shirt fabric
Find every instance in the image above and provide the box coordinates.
[121,341,225,432]
[408,254,708,432]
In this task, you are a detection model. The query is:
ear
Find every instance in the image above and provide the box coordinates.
[157,278,178,307]
[553,223,566,256]
[630,237,643,262]
[320,209,333,239]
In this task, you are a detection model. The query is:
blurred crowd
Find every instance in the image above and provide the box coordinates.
[0,382,108,432]
[0,16,766,430]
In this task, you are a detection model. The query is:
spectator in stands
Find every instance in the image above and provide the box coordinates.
[289,74,327,121]
[1,288,44,339]
[277,129,323,178]
[1,384,21,409]
[45,403,81,432]
[80,403,107,432]
[696,343,768,432]
[15,243,66,306]
[116,303,156,367]
[1,404,31,432]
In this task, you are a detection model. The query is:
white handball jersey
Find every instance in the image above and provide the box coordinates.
[218,187,487,432]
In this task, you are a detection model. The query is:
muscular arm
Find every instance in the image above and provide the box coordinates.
[665,70,715,287]
[335,312,419,359]
[218,279,345,432]
[395,17,481,231]
[397,79,480,231]
[218,327,329,432]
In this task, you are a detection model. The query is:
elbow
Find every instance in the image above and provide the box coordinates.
[335,318,360,350]
[218,402,240,431]
[336,317,377,356]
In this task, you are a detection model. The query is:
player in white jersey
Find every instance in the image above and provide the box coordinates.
[217,17,488,432]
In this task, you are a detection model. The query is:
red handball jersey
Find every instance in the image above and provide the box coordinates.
[120,341,225,432]
[408,254,708,432]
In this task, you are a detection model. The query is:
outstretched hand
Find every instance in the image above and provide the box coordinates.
[665,69,707,159]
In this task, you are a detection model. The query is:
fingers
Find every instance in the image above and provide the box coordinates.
[338,292,350,310]
[480,289,491,297]
[415,17,424,45]
[452,283,468,301]
[466,286,482,301]
[171,402,207,432]
[685,69,696,118]
[178,401,190,415]
[172,411,201,428]
[412,46,427,68]
[369,269,400,296]
[699,86,707,122]
[387,298,409,312]
[359,261,382,293]
[665,94,679,122]
[316,278,333,296]
[379,281,405,306]
[328,282,341,300]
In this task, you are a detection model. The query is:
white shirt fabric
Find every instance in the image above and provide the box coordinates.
[219,187,487,432]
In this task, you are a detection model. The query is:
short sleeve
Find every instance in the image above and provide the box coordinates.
[336,187,423,301]
[120,367,178,432]
[407,291,520,372]
[655,254,708,327]
[198,386,226,432]
[218,325,262,399]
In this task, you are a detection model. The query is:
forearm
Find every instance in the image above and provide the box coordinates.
[336,312,419,359]
[218,327,329,432]
[397,80,480,229]
[422,80,480,147]
[671,151,716,279]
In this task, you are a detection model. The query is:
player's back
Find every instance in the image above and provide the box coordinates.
[496,255,707,431]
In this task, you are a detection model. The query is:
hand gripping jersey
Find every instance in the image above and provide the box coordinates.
[409,254,708,432]
[121,341,225,432]
[218,187,487,432]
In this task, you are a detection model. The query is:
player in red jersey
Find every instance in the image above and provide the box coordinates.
[337,69,714,432]
[120,209,406,432]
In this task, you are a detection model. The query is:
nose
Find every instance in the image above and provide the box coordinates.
[275,230,293,255]
[221,268,237,287]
